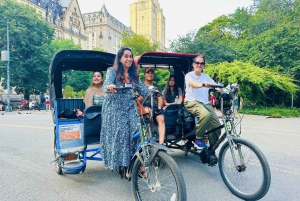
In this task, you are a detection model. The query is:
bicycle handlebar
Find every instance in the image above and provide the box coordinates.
[210,84,224,89]
[112,86,161,96]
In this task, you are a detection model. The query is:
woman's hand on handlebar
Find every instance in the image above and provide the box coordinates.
[107,84,117,93]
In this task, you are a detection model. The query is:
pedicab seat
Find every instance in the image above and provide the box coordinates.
[84,105,102,145]
[164,104,181,133]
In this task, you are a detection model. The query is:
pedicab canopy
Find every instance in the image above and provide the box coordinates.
[49,50,115,103]
[134,52,199,91]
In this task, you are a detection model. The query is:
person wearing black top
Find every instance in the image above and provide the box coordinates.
[163,75,183,106]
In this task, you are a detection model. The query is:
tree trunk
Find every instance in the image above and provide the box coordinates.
[24,89,30,100]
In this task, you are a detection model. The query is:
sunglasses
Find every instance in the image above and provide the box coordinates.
[194,62,205,65]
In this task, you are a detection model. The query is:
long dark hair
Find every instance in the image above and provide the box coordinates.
[113,46,139,85]
[163,75,179,98]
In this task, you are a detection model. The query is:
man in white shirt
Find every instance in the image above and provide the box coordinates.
[184,55,221,161]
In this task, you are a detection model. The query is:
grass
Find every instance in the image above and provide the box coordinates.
[239,106,300,117]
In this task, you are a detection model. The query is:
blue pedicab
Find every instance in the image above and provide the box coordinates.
[50,50,187,201]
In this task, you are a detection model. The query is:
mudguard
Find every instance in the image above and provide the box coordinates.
[126,138,173,178]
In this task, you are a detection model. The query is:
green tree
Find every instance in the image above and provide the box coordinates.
[77,90,85,99]
[44,39,92,92]
[0,0,54,100]
[204,61,298,106]
[92,47,106,52]
[48,39,81,52]
[63,71,92,92]
[121,31,159,56]
[63,85,76,98]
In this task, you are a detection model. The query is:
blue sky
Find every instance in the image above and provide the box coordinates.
[78,0,254,47]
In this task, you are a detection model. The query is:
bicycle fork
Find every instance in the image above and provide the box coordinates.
[224,119,245,169]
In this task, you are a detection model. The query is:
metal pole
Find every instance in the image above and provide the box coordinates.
[0,17,11,111]
[6,20,11,112]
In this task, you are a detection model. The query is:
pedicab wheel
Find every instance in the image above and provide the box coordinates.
[54,131,63,175]
[131,150,187,201]
[218,138,271,200]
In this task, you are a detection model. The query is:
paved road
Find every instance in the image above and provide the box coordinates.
[0,111,299,201]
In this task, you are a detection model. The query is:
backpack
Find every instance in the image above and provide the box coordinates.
[176,106,195,136]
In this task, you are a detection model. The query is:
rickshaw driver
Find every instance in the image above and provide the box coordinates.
[184,55,221,160]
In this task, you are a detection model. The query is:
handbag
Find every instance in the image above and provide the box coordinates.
[136,96,150,115]
[124,76,149,115]
[58,108,77,119]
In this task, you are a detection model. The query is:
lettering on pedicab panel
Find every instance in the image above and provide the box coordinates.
[59,124,81,141]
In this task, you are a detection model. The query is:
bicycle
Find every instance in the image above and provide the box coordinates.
[196,83,272,200]
[108,86,187,201]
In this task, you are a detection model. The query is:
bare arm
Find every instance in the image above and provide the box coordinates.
[177,95,183,104]
[163,98,171,106]
[188,80,210,88]
[157,96,164,109]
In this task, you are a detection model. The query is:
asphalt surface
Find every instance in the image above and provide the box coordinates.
[0,110,299,201]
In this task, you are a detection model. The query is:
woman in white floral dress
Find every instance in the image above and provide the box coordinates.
[100,47,149,170]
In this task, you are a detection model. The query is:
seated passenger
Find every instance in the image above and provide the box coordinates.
[77,71,106,116]
[162,75,183,106]
[18,99,28,110]
[29,100,35,110]
[143,67,165,144]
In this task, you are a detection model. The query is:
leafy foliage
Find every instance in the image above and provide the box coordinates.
[169,0,300,106]
[62,85,75,98]
[121,31,159,56]
[204,61,298,106]
[240,106,299,117]
[44,39,92,93]
[0,1,54,99]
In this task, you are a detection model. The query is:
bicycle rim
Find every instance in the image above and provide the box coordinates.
[132,151,186,201]
[219,138,271,200]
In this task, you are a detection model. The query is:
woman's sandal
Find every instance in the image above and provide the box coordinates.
[139,166,147,179]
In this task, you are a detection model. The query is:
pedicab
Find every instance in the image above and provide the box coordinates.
[134,52,271,201]
[49,50,187,201]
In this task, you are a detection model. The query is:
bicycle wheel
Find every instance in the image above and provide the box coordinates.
[219,138,271,200]
[132,150,187,201]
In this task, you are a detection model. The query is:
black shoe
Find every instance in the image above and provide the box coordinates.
[199,150,207,164]
[207,151,218,166]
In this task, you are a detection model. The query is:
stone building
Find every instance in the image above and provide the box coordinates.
[16,0,87,48]
[130,0,165,48]
[82,4,133,54]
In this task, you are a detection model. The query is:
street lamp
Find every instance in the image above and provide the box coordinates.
[0,16,11,112]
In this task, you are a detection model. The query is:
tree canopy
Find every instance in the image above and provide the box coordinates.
[169,0,300,106]
[205,61,298,106]
[0,0,54,99]
[121,31,159,56]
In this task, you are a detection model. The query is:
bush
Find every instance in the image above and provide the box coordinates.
[239,106,299,117]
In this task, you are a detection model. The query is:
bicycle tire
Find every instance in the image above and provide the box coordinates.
[219,138,271,200]
[131,150,187,201]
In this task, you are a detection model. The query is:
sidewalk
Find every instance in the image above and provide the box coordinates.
[0,110,52,115]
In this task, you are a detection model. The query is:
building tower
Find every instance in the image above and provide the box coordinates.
[130,0,165,48]
[82,4,133,54]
